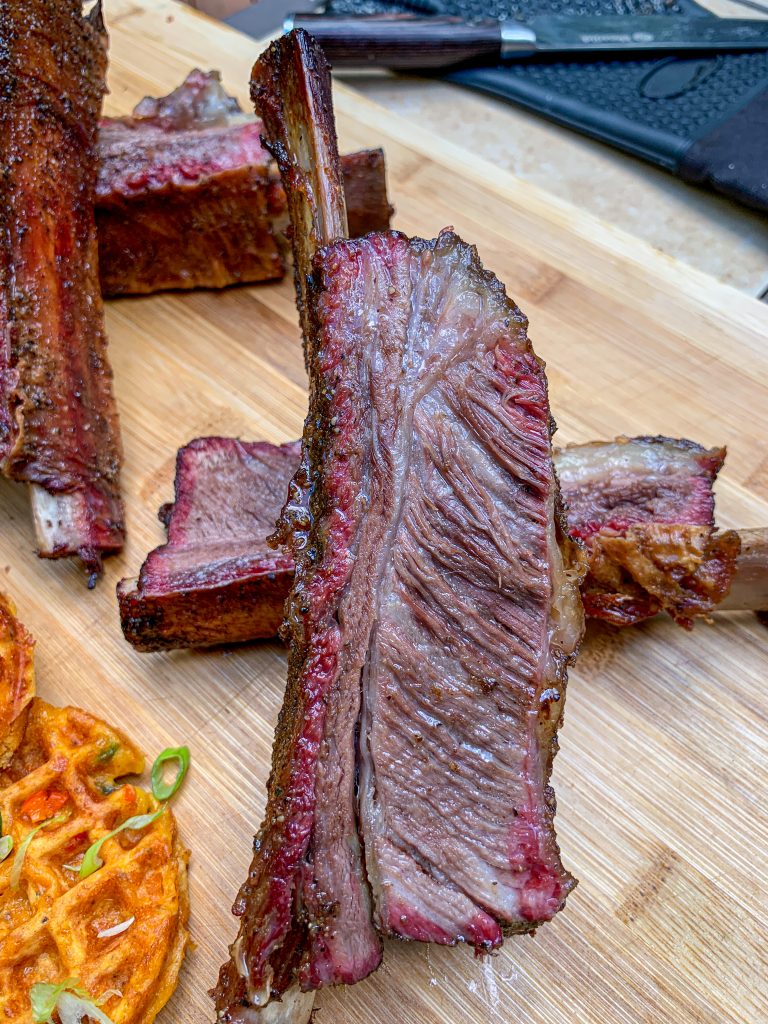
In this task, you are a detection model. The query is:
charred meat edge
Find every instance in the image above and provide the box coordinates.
[214,31,363,1023]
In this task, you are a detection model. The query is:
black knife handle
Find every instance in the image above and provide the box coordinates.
[286,15,503,70]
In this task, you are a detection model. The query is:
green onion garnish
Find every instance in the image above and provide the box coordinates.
[151,746,190,801]
[0,813,11,862]
[79,806,165,880]
[30,979,87,1023]
[30,979,115,1024]
[11,812,69,889]
[96,740,120,763]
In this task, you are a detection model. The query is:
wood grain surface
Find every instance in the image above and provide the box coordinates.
[5,2,767,1021]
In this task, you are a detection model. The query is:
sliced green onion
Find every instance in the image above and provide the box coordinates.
[96,740,120,763]
[79,806,165,880]
[30,978,87,1023]
[11,812,69,889]
[30,980,116,1024]
[151,746,190,801]
[0,810,11,862]
[57,990,116,1024]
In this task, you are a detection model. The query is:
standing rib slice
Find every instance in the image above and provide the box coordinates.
[0,0,124,582]
[213,30,584,1023]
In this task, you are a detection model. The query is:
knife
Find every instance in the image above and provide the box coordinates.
[284,13,768,70]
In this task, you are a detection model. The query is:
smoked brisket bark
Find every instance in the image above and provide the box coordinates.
[556,436,740,627]
[117,438,299,651]
[97,70,392,296]
[0,0,124,582]
[214,30,583,1023]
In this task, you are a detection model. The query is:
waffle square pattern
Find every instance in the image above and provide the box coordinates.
[0,597,189,1023]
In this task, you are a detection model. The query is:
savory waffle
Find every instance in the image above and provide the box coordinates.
[0,595,34,770]
[0,607,189,1024]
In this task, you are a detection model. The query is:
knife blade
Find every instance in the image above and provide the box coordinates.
[285,13,768,70]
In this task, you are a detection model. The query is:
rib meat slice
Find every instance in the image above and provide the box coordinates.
[117,438,298,651]
[96,70,392,296]
[337,229,583,947]
[556,436,740,627]
[213,30,583,1022]
[557,435,725,540]
[0,0,124,582]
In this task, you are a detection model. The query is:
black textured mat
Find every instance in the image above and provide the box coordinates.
[323,0,768,211]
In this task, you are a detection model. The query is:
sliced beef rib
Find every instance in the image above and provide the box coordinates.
[213,30,583,1023]
[97,70,392,296]
[556,436,740,627]
[121,433,764,652]
[0,0,124,583]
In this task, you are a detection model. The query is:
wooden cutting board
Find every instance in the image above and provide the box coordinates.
[4,1,766,1021]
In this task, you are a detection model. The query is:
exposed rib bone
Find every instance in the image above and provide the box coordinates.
[720,528,768,613]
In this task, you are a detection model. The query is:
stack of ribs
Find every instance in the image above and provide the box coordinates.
[118,434,765,652]
[212,29,584,1023]
[0,0,124,583]
[96,70,393,296]
[0,42,392,583]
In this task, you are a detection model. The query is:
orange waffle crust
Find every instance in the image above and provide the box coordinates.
[0,596,189,1023]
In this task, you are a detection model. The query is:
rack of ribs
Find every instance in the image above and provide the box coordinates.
[0,0,124,584]
[212,29,584,1023]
